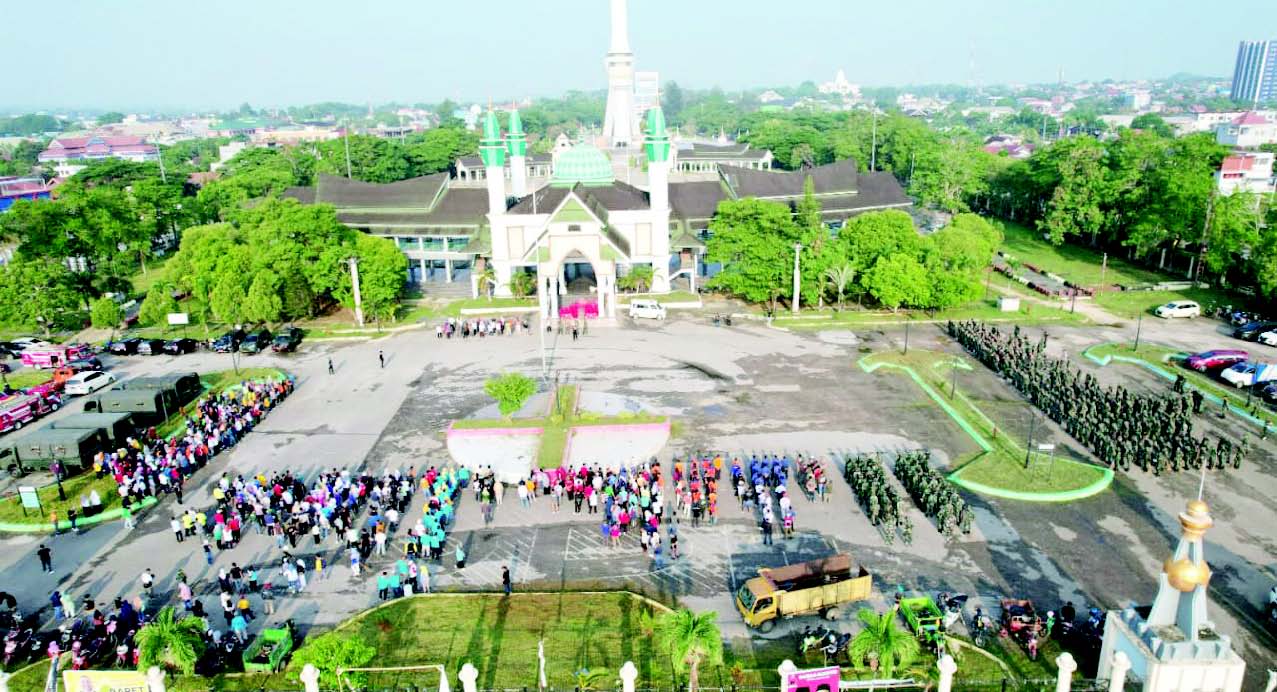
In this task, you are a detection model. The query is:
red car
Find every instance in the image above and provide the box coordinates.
[1184,349,1248,372]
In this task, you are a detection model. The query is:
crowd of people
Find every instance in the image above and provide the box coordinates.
[732,454,800,544]
[61,377,295,533]
[843,454,911,544]
[435,316,531,339]
[948,320,1247,474]
[893,450,972,538]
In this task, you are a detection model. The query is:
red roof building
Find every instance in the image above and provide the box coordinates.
[37,135,159,164]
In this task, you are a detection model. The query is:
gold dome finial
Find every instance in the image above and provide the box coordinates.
[1179,499,1213,538]
[1164,557,1211,592]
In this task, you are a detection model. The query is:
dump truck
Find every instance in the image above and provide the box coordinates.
[735,554,873,631]
[4,426,103,475]
[49,412,136,448]
[120,372,203,407]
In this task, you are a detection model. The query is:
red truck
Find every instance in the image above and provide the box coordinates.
[0,391,61,434]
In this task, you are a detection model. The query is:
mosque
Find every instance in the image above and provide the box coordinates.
[288,0,910,320]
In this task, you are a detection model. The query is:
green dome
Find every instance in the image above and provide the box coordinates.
[551,145,614,187]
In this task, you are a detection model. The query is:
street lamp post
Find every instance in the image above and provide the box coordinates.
[1133,313,1144,352]
[791,243,802,315]
[903,321,911,355]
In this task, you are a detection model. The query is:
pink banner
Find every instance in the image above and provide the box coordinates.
[784,666,841,692]
[559,300,599,319]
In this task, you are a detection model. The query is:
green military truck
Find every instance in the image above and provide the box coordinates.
[3,427,103,476]
[49,412,136,448]
[83,389,177,426]
[123,372,203,407]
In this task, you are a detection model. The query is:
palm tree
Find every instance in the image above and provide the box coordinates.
[573,668,614,692]
[135,606,206,675]
[477,266,498,301]
[826,264,855,312]
[655,609,723,692]
[848,607,919,680]
[629,264,655,293]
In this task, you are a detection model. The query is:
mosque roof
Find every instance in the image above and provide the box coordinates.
[551,145,615,187]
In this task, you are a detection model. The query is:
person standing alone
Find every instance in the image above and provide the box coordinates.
[37,544,52,573]
[501,566,512,596]
[379,350,385,369]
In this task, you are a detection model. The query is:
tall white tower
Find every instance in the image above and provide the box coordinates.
[602,0,639,149]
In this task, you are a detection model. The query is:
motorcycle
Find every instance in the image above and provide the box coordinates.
[970,608,992,648]
[937,592,969,629]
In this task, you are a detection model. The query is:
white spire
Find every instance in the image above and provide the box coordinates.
[609,0,631,55]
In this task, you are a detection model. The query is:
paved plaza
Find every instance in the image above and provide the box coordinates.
[1,312,1274,682]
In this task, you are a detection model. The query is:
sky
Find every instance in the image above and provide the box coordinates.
[3,0,1275,112]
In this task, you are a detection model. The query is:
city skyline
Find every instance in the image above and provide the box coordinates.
[1,0,1274,111]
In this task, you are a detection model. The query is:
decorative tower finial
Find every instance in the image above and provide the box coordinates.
[480,108,505,169]
[644,107,669,164]
[1147,498,1216,640]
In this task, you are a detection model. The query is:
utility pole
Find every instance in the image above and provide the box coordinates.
[1133,312,1144,352]
[344,121,353,180]
[1099,252,1108,290]
[157,147,167,184]
[1024,413,1038,468]
[903,321,911,355]
[870,109,878,171]
[346,257,365,327]
[791,243,802,315]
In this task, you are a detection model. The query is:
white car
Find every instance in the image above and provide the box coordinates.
[1219,362,1277,389]
[1258,331,1277,347]
[1155,300,1201,319]
[628,299,666,320]
[63,371,116,396]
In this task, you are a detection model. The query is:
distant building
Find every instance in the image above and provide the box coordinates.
[981,135,1035,159]
[0,176,51,212]
[1229,39,1277,106]
[818,70,860,98]
[37,135,159,177]
[1124,90,1152,111]
[1215,152,1274,194]
[960,106,1016,120]
[1216,111,1277,147]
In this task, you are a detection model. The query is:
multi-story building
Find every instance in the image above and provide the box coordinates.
[1215,152,1275,194]
[0,176,51,212]
[1215,111,1277,147]
[1230,40,1277,106]
[37,135,160,177]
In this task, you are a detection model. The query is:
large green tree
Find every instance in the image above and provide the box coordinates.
[134,607,206,676]
[705,198,800,309]
[864,254,931,312]
[848,608,919,678]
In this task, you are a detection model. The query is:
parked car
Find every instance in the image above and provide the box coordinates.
[1260,382,1277,404]
[163,338,199,355]
[66,356,104,372]
[63,371,117,396]
[11,337,52,349]
[1155,300,1201,319]
[239,329,273,354]
[1258,331,1277,347]
[212,330,247,353]
[108,338,144,355]
[271,327,303,353]
[1220,362,1277,389]
[136,339,166,356]
[628,299,667,320]
[1184,349,1249,373]
[1233,322,1277,341]
[0,342,26,358]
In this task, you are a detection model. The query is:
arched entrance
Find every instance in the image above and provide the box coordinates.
[539,243,617,321]
[561,250,598,296]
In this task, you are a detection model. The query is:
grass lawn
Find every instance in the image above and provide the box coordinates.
[997,219,1169,287]
[776,297,1089,330]
[128,255,174,297]
[3,369,54,390]
[1092,287,1236,320]
[861,350,1112,501]
[3,594,1059,691]
[0,471,123,527]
